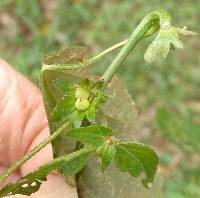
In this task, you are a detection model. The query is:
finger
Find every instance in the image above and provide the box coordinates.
[0,59,51,168]
[0,59,78,197]
[0,58,53,174]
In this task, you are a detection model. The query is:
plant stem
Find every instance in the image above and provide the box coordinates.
[0,122,69,183]
[91,39,128,62]
[101,12,161,89]
[51,146,94,167]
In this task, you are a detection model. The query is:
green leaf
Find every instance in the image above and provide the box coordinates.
[144,24,196,64]
[144,32,170,64]
[66,126,112,148]
[85,91,108,124]
[115,143,159,188]
[97,143,116,171]
[92,80,104,89]
[0,148,91,197]
[86,105,96,123]
[166,27,183,48]
[51,78,108,127]
[61,152,89,176]
[70,110,86,128]
[97,92,109,103]
[144,27,183,64]
[78,78,90,88]
[53,79,72,93]
[50,94,76,122]
[144,24,197,64]
[78,77,162,198]
[40,47,90,160]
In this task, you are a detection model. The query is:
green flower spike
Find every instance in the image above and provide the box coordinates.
[144,18,197,64]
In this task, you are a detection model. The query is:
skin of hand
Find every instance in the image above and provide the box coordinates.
[0,59,78,198]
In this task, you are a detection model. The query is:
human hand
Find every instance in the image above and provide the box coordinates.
[0,59,78,198]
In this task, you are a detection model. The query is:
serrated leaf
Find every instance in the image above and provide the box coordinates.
[66,126,112,148]
[76,77,162,198]
[50,94,76,122]
[115,143,159,188]
[0,148,91,197]
[40,46,144,197]
[53,79,72,93]
[99,143,116,171]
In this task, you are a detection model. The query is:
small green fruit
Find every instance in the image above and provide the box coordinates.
[75,98,90,111]
[75,87,89,99]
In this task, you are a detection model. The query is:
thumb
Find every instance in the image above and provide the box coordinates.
[0,59,78,198]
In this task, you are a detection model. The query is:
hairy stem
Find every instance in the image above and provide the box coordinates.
[0,122,69,183]
[101,10,170,89]
[49,146,94,168]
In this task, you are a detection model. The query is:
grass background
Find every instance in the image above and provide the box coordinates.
[0,0,200,197]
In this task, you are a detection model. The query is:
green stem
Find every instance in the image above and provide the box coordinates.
[53,146,94,165]
[91,39,128,62]
[0,122,69,183]
[0,147,94,197]
[101,11,166,89]
[41,39,129,72]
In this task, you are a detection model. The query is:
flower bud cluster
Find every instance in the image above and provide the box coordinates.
[75,87,90,111]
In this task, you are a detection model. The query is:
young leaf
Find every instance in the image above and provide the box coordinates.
[66,126,112,148]
[86,105,96,123]
[97,143,116,171]
[70,110,86,128]
[115,143,159,188]
[50,94,76,122]
[144,23,196,64]
[0,148,92,197]
[144,27,183,64]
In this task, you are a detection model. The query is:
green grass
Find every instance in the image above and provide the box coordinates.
[0,0,200,197]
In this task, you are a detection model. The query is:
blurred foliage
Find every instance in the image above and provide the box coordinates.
[156,107,200,153]
[0,0,200,197]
